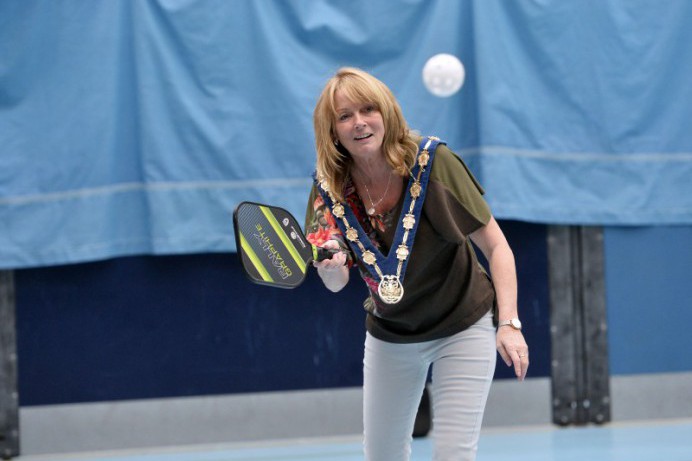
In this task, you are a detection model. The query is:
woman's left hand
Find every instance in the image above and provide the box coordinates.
[496,328,529,381]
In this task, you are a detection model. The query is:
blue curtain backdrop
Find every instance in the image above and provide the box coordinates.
[2,0,691,269]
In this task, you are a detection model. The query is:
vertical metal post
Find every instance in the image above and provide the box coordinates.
[0,271,19,458]
[579,227,611,424]
[547,226,610,426]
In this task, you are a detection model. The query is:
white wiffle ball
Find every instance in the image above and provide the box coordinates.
[422,53,466,97]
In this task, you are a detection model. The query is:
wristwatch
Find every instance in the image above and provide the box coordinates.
[498,318,522,330]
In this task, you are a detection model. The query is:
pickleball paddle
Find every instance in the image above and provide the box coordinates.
[233,201,336,288]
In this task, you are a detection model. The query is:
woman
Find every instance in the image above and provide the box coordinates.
[304,67,528,461]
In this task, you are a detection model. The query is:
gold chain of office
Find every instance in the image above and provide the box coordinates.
[318,137,435,304]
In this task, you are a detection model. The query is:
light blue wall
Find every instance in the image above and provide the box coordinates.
[605,225,692,374]
[3,1,692,269]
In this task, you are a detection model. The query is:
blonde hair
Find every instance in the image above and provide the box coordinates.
[313,67,419,202]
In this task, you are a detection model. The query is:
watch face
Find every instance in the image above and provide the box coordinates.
[510,318,522,329]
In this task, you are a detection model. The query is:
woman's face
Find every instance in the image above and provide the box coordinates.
[333,90,385,161]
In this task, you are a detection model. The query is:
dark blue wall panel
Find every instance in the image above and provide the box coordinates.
[16,254,367,406]
[16,221,551,406]
[605,225,692,375]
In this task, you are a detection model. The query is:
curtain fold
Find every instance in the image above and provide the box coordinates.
[1,0,691,268]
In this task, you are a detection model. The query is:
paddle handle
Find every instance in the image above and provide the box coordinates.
[313,246,341,263]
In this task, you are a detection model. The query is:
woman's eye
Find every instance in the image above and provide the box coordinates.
[338,113,350,121]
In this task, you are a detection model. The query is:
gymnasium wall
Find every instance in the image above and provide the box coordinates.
[15,223,692,407]
[15,219,551,407]
[605,226,692,375]
[2,1,692,451]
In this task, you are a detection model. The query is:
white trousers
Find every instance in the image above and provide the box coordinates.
[363,312,496,461]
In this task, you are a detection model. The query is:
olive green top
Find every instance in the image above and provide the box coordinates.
[305,142,496,343]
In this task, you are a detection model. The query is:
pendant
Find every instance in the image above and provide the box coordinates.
[378,275,404,304]
[367,207,376,216]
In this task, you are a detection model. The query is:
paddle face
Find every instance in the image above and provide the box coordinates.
[233,201,315,288]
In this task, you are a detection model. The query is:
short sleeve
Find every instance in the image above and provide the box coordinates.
[426,145,492,239]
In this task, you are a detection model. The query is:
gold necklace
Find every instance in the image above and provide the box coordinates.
[361,170,393,216]
[319,137,435,304]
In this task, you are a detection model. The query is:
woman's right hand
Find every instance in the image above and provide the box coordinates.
[313,239,347,269]
[313,239,349,291]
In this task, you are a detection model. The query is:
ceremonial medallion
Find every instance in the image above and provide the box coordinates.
[410,182,422,198]
[362,250,376,265]
[346,227,358,241]
[378,275,404,304]
[332,203,345,218]
[418,151,430,166]
[402,213,415,230]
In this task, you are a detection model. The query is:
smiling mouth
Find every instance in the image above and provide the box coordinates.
[354,134,372,140]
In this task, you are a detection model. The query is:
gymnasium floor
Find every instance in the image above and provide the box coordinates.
[18,418,692,461]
